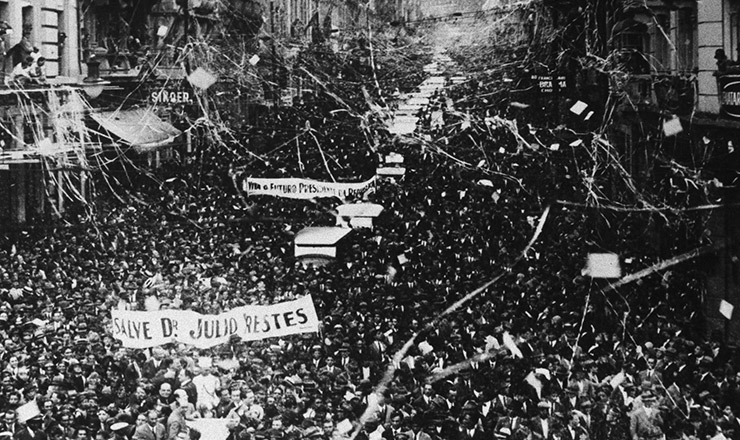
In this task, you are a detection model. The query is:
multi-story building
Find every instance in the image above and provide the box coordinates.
[0,0,397,226]
[560,0,740,340]
[0,0,80,80]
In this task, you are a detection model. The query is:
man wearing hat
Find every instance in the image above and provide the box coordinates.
[529,401,554,440]
[559,411,589,440]
[629,390,664,440]
[12,414,45,440]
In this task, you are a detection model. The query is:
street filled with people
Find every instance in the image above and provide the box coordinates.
[0,30,734,440]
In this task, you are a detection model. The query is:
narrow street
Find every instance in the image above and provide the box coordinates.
[0,1,737,440]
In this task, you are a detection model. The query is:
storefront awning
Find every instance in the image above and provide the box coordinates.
[90,108,182,153]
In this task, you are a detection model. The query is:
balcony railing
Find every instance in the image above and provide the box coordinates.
[611,72,696,115]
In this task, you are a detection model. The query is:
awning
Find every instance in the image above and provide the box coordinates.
[90,108,182,153]
[294,227,352,259]
[336,203,384,218]
[294,227,352,246]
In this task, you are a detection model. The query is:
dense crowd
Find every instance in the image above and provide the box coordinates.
[0,38,734,440]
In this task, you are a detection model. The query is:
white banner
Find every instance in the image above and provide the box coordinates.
[187,419,231,440]
[244,176,377,200]
[110,296,319,349]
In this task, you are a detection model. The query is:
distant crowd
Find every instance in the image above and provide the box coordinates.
[0,49,734,440]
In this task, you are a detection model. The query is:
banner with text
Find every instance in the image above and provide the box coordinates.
[244,176,377,200]
[110,296,319,349]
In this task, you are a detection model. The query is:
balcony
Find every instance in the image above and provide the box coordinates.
[610,72,696,115]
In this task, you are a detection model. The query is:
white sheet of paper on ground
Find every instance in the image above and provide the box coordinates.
[585,111,594,121]
[550,143,560,151]
[249,55,260,65]
[477,179,494,187]
[569,100,588,115]
[397,253,409,265]
[362,366,370,380]
[187,67,217,90]
[157,26,169,37]
[570,139,583,147]
[585,253,622,278]
[509,102,530,109]
[663,116,683,137]
[720,300,734,319]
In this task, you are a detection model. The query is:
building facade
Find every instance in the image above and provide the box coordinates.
[575,0,740,340]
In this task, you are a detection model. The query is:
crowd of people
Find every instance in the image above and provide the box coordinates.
[0,29,734,440]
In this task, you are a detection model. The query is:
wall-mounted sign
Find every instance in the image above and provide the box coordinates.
[532,74,566,94]
[150,89,194,105]
[718,74,740,119]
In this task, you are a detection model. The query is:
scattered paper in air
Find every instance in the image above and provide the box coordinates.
[17,400,40,423]
[720,300,734,319]
[584,253,622,278]
[418,341,434,355]
[663,116,683,137]
[534,368,551,380]
[569,100,588,115]
[610,371,626,389]
[502,332,523,358]
[525,371,543,396]
[188,67,218,90]
[336,419,353,434]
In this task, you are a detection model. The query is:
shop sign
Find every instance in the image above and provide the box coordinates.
[719,74,740,119]
[532,74,566,94]
[150,89,194,105]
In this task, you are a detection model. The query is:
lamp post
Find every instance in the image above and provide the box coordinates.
[80,59,109,100]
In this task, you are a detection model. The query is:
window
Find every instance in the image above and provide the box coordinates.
[732,12,740,62]
[677,7,697,73]
[653,13,671,73]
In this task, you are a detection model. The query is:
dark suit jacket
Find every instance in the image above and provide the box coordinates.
[453,427,486,440]
[132,422,167,440]
[528,416,555,440]
[12,428,46,440]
